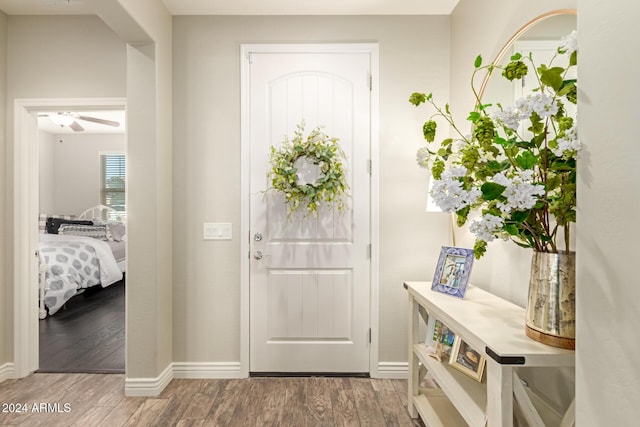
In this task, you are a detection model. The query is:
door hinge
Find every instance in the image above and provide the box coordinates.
[247,52,255,64]
[367,243,372,259]
[367,159,372,175]
[368,73,373,91]
[368,328,372,343]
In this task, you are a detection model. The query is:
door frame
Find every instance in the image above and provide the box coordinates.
[239,43,380,377]
[12,97,126,378]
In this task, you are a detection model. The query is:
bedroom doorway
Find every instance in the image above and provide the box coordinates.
[241,44,380,374]
[13,98,127,377]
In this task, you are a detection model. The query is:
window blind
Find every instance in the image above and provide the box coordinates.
[100,154,126,221]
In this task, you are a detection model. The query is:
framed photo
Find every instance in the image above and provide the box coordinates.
[449,337,486,382]
[431,246,474,298]
[429,319,456,361]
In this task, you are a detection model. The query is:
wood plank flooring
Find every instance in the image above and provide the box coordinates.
[0,374,426,426]
[38,281,125,374]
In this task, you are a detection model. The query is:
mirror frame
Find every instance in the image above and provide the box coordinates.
[477,9,577,100]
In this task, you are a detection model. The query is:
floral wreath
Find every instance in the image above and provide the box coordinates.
[268,123,349,216]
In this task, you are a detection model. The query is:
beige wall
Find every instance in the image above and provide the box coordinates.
[0,10,7,367]
[3,14,125,370]
[172,15,452,365]
[577,1,640,424]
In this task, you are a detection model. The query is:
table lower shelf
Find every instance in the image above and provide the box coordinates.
[413,390,468,427]
[414,344,487,426]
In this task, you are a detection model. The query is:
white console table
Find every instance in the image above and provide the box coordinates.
[405,281,575,427]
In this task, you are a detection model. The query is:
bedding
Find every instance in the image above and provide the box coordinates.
[45,217,93,234]
[39,233,123,315]
[105,240,126,265]
[58,223,112,240]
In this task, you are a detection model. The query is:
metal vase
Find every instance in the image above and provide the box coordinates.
[525,251,576,349]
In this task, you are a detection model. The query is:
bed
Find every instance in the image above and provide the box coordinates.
[38,205,126,319]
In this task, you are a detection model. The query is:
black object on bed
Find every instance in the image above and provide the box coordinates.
[45,217,93,234]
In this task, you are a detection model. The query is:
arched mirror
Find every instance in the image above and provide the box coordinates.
[478,9,577,104]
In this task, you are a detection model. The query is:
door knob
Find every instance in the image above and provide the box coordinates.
[254,232,263,241]
[254,250,264,260]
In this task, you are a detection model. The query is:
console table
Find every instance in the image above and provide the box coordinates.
[405,281,575,427]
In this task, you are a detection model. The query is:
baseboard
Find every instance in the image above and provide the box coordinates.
[173,362,243,379]
[0,363,15,384]
[124,363,173,397]
[373,362,408,379]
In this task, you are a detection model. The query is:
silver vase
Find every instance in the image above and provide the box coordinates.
[525,251,576,349]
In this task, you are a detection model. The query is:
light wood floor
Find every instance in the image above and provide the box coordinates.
[0,374,425,426]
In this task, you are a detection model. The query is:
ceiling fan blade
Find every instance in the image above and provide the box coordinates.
[74,114,120,127]
[69,121,85,132]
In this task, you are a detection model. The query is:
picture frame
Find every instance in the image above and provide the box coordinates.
[448,336,486,382]
[431,246,474,298]
[429,319,456,362]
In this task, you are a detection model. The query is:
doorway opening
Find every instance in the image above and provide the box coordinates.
[13,98,127,377]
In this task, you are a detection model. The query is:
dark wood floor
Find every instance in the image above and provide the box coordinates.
[0,374,426,426]
[38,280,125,374]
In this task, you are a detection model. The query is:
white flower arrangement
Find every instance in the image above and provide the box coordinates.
[410,31,579,258]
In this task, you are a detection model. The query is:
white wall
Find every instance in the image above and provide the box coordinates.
[4,14,126,368]
[49,133,124,215]
[0,10,7,367]
[172,16,452,367]
[90,0,174,381]
[37,131,55,214]
[577,1,640,425]
[38,132,126,216]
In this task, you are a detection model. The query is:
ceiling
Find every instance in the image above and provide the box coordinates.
[38,110,126,135]
[0,0,459,15]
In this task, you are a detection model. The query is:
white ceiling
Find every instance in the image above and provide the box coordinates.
[0,0,459,16]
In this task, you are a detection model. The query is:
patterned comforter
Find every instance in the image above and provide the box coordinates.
[39,234,123,315]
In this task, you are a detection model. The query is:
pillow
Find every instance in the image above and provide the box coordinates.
[45,217,93,234]
[106,222,126,242]
[58,224,112,241]
[39,214,76,234]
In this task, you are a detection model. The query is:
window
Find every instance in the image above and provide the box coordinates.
[100,153,126,221]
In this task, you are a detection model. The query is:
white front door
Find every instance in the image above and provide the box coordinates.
[246,46,373,373]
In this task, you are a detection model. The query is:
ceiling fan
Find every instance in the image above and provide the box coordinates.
[39,112,120,132]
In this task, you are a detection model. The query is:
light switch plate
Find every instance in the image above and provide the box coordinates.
[203,223,232,240]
